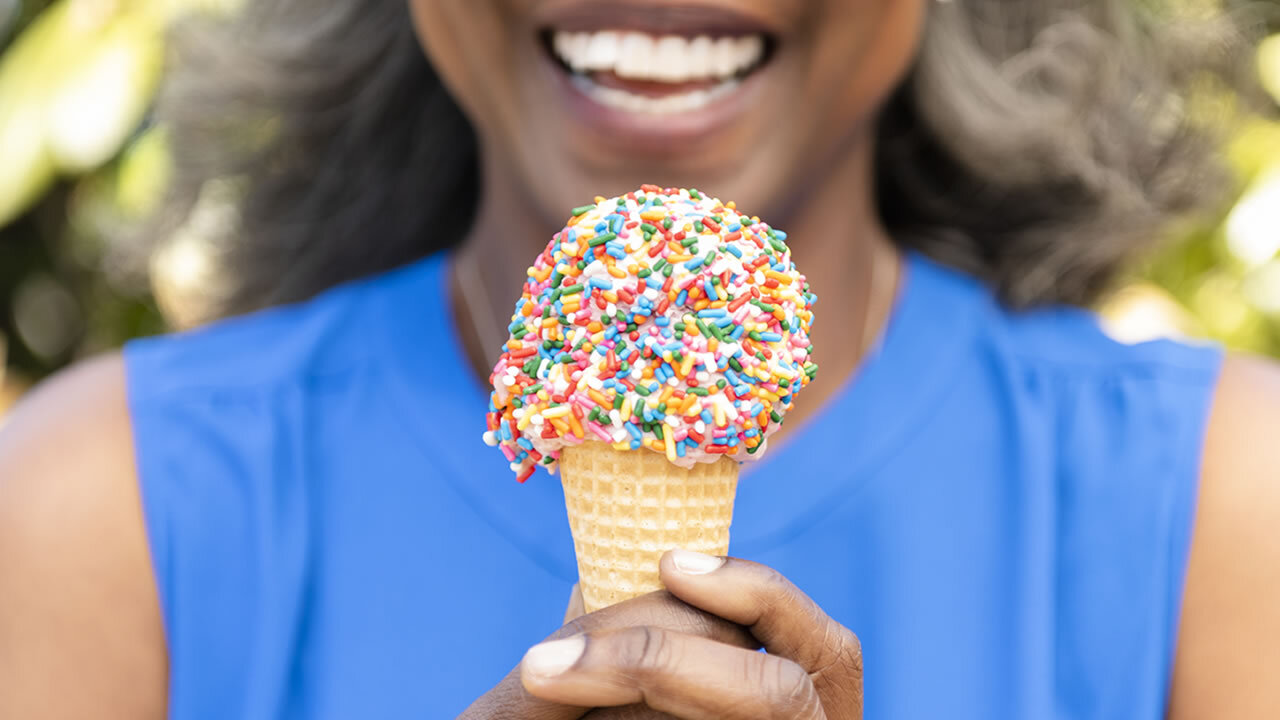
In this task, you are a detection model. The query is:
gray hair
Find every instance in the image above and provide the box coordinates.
[151,0,1257,323]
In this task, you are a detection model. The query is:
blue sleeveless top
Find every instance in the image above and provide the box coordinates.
[124,251,1221,719]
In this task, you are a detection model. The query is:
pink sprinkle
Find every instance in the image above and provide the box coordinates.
[500,444,516,462]
[586,422,613,442]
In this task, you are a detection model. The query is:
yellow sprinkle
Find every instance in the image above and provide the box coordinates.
[640,209,667,222]
[517,413,533,431]
[543,406,571,419]
[714,403,727,428]
[594,195,607,203]
[665,428,677,463]
[621,396,633,422]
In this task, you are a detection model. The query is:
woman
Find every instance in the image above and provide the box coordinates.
[1,0,1278,717]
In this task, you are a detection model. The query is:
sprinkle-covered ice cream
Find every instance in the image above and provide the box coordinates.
[483,185,817,482]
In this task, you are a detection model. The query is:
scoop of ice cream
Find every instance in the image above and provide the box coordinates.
[483,185,817,482]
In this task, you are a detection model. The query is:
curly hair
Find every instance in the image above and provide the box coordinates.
[149,0,1255,324]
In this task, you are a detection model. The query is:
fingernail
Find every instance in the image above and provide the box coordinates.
[671,549,725,575]
[523,636,585,677]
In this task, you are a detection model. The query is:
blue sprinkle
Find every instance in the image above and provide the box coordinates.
[589,277,613,290]
[516,438,534,451]
[603,379,617,389]
[676,289,689,306]
[501,425,513,440]
[655,317,670,327]
[758,332,782,342]
[735,384,751,396]
[683,256,705,271]
[725,245,743,258]
[625,422,642,440]
[744,429,759,438]
[700,410,714,424]
[704,281,719,301]
[630,439,642,450]
[676,442,686,458]
[698,308,728,318]
[728,223,741,232]
[725,369,741,386]
[751,402,765,416]
[607,247,627,260]
[731,326,746,340]
[646,276,664,289]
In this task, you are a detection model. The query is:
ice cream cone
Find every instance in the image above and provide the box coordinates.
[559,443,739,612]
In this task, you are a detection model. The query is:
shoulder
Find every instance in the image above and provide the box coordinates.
[916,253,1220,381]
[1169,354,1280,718]
[126,262,401,398]
[0,354,166,717]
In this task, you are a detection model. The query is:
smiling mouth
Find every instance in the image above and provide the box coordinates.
[539,20,777,116]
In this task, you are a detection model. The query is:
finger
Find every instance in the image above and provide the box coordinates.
[556,590,757,652]
[565,583,585,624]
[583,705,679,719]
[522,628,826,720]
[459,589,757,720]
[658,552,862,713]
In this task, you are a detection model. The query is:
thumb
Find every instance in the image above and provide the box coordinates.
[564,583,585,624]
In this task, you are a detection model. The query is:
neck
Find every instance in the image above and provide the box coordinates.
[452,130,900,440]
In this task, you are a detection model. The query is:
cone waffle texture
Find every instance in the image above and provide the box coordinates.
[559,443,739,612]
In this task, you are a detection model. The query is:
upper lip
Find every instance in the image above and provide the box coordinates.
[533,1,779,37]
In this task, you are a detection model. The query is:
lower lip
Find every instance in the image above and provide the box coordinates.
[540,50,769,150]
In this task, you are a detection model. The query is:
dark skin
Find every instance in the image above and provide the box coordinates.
[1,1,1279,717]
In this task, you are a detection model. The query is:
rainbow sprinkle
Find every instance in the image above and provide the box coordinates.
[482,185,817,482]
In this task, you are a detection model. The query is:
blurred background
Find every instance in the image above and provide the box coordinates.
[1,0,1279,418]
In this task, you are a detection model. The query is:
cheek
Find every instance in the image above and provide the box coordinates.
[803,1,926,140]
[407,1,519,136]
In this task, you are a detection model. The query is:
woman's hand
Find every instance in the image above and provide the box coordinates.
[459,550,862,719]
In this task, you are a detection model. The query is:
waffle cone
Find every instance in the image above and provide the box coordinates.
[558,443,739,612]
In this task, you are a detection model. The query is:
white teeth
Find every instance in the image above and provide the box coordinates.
[551,30,766,82]
[571,74,741,115]
[617,32,655,78]
[585,31,620,70]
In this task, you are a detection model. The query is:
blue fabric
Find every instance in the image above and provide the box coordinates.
[125,251,1222,719]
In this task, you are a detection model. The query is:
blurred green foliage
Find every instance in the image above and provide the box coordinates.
[1,0,1279,406]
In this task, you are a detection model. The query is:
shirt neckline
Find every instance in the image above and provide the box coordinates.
[380,249,981,576]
